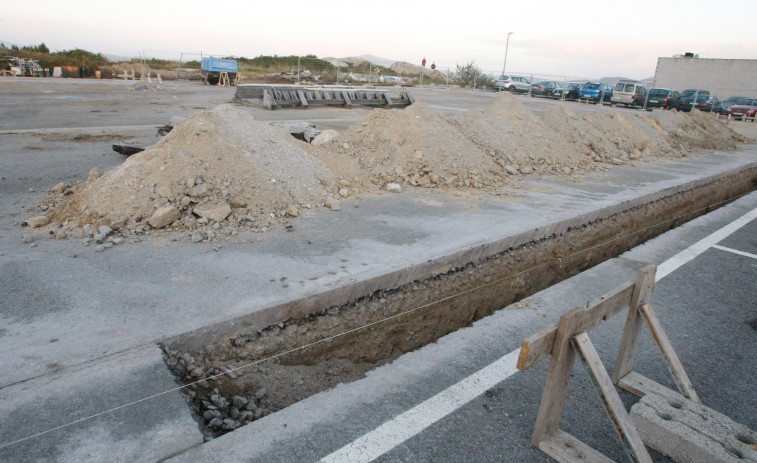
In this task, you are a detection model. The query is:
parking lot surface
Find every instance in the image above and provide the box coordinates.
[0,78,755,462]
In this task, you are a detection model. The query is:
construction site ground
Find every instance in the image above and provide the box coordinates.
[0,78,755,462]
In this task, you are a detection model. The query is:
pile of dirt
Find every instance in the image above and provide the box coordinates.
[454,93,588,177]
[309,102,505,190]
[648,109,746,150]
[40,104,336,240]
[28,95,748,242]
[541,105,662,166]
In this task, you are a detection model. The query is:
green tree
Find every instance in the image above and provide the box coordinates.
[455,61,492,88]
[21,43,49,54]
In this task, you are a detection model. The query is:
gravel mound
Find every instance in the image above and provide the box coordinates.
[454,93,587,176]
[43,104,335,240]
[312,102,505,190]
[28,98,748,243]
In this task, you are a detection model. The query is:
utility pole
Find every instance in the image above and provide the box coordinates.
[501,32,514,77]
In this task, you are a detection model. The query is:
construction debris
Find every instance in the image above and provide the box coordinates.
[236,84,414,110]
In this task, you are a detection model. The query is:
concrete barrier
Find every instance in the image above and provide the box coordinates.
[631,386,757,463]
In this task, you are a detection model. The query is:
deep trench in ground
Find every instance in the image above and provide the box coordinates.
[161,168,757,440]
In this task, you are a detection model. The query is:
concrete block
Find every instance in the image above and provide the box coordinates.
[630,387,757,463]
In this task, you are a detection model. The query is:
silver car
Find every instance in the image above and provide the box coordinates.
[494,75,531,93]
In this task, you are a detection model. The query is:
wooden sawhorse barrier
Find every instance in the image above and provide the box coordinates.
[217,72,231,87]
[517,265,701,462]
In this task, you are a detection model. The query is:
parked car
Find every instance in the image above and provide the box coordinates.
[610,81,647,108]
[493,75,531,93]
[646,88,682,110]
[531,81,562,98]
[726,101,757,120]
[680,89,710,112]
[556,82,585,100]
[681,89,709,98]
[579,82,612,104]
[694,95,722,113]
[721,96,750,114]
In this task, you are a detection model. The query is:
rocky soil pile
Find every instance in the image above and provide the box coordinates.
[648,108,744,150]
[26,94,747,245]
[310,102,504,191]
[30,104,336,244]
[452,95,587,177]
[541,105,666,167]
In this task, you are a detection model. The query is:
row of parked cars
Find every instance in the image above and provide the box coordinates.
[720,97,757,121]
[491,75,755,119]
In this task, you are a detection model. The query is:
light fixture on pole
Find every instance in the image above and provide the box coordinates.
[501,31,514,77]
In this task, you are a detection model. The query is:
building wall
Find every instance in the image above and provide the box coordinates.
[654,57,757,99]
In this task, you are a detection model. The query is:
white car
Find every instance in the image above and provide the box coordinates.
[494,75,531,93]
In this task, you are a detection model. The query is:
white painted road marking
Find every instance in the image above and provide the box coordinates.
[320,206,757,463]
[712,245,757,260]
[319,350,521,463]
[655,207,757,281]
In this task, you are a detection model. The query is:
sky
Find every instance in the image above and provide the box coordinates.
[2,0,756,80]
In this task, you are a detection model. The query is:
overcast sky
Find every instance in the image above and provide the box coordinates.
[3,0,756,80]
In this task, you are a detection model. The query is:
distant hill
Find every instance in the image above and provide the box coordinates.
[339,56,370,66]
[322,57,350,67]
[358,54,396,68]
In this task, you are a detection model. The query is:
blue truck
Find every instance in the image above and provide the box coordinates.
[201,57,238,85]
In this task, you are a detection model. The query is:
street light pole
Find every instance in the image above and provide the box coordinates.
[501,31,514,77]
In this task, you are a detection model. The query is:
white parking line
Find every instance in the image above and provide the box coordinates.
[655,206,757,281]
[712,245,757,260]
[319,205,757,463]
[319,350,521,463]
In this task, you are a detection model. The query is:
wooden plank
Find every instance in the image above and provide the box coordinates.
[517,283,634,371]
[531,307,582,446]
[572,332,653,463]
[611,265,656,384]
[618,371,677,398]
[297,89,309,108]
[517,326,556,371]
[539,429,615,463]
[639,304,701,404]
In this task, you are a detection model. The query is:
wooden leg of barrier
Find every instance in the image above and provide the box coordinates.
[218,72,230,87]
[611,265,656,384]
[538,429,614,463]
[572,333,653,463]
[638,304,701,404]
[531,308,583,446]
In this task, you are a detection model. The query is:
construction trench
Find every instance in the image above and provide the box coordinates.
[161,164,757,440]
